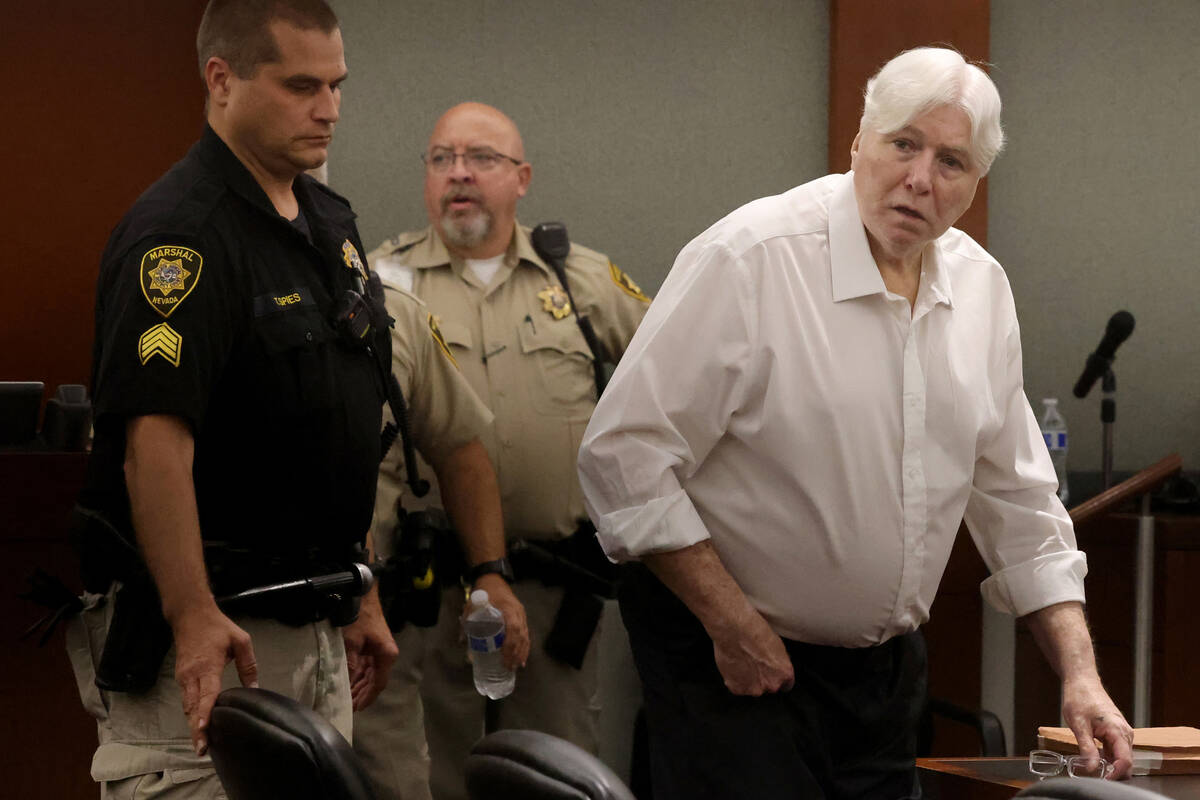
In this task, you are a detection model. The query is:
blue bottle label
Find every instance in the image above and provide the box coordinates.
[1043,432,1067,450]
[468,630,505,653]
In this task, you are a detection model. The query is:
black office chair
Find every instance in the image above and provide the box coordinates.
[465,729,637,800]
[918,696,1008,757]
[1016,777,1171,799]
[207,687,376,800]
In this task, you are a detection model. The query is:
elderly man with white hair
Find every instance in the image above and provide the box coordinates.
[578,47,1133,798]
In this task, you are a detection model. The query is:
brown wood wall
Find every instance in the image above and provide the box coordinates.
[2,5,208,798]
[1,2,209,396]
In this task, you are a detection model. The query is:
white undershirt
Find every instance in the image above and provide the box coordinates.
[466,255,505,286]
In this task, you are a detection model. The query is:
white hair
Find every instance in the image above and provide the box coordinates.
[860,47,1005,174]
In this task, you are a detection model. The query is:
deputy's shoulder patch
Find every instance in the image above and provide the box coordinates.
[140,245,203,318]
[428,313,458,368]
[609,262,650,304]
[138,322,182,367]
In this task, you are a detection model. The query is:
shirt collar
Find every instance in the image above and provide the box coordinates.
[382,219,555,279]
[828,172,887,302]
[827,171,954,309]
[192,124,354,229]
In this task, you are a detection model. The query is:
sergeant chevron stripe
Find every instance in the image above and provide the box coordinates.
[138,323,183,367]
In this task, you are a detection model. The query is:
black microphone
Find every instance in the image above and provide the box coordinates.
[1072,311,1135,398]
[530,221,571,263]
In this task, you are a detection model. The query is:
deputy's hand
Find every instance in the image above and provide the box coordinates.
[473,574,530,671]
[1062,676,1134,780]
[170,602,257,756]
[344,589,399,712]
[709,609,794,696]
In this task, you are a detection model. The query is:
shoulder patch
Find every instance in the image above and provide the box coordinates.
[428,314,458,368]
[609,262,650,304]
[138,323,182,367]
[140,245,203,318]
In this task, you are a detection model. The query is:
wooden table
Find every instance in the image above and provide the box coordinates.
[919,757,1200,799]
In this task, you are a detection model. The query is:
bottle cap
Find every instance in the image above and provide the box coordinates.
[469,589,490,607]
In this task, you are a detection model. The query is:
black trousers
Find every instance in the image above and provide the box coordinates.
[620,564,927,800]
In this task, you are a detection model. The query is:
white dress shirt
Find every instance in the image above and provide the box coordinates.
[578,172,1086,647]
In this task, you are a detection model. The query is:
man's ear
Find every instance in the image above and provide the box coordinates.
[849,131,862,167]
[204,57,236,107]
[516,162,532,199]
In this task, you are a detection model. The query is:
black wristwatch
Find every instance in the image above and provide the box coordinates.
[465,557,515,585]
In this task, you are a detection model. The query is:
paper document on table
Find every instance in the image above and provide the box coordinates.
[1038,727,1200,774]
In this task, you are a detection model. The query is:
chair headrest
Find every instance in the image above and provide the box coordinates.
[465,729,636,800]
[208,687,376,800]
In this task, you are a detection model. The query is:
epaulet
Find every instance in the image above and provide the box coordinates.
[564,241,612,273]
[304,176,353,209]
[382,282,426,306]
[109,171,225,260]
[382,229,429,255]
[567,242,651,305]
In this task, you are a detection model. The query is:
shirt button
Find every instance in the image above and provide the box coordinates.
[305,331,314,342]
[496,390,506,398]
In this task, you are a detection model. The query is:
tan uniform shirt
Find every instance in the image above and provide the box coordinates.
[368,221,650,540]
[371,284,494,555]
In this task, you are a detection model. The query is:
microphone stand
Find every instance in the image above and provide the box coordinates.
[1101,368,1116,490]
[1096,362,1154,727]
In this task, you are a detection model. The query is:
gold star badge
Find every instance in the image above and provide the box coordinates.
[342,239,366,279]
[148,259,190,295]
[537,285,571,320]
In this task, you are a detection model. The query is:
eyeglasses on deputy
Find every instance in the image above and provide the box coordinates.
[421,147,523,173]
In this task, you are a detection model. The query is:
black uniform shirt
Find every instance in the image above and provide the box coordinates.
[84,125,386,565]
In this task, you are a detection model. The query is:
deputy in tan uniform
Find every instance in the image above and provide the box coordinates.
[353,103,651,800]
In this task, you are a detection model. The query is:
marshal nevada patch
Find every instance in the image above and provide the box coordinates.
[140,245,203,318]
[138,323,182,367]
[609,262,650,304]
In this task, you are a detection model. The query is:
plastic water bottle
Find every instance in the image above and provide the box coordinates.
[464,590,515,699]
[1040,398,1069,506]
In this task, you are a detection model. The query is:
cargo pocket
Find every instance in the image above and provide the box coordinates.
[92,742,215,797]
[517,322,596,416]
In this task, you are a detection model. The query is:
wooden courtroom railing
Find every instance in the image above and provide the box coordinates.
[1069,453,1182,528]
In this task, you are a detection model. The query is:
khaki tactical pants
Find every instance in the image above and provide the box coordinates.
[353,581,601,800]
[67,587,352,799]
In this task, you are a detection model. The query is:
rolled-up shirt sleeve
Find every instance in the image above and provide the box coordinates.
[965,318,1087,617]
[578,241,756,561]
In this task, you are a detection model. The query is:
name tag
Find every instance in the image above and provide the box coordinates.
[254,287,315,316]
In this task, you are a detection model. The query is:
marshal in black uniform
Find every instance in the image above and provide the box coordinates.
[84,124,383,571]
[68,123,394,794]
